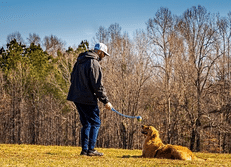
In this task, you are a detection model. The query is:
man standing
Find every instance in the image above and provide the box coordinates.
[67,43,112,156]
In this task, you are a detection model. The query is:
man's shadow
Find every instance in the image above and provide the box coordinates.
[120,155,143,158]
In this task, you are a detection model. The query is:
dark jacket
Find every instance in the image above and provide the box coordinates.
[67,50,109,105]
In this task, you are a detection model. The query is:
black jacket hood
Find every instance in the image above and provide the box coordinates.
[77,50,98,64]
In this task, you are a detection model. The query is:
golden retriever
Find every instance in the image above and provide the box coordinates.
[141,125,203,160]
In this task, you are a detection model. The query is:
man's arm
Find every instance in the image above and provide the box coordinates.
[89,60,109,105]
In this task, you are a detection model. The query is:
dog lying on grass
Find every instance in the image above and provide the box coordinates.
[141,125,204,161]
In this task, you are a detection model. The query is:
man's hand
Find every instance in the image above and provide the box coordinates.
[105,102,112,110]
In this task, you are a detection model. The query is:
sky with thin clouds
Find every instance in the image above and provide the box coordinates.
[0,0,231,49]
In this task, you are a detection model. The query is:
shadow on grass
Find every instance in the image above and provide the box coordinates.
[119,155,143,158]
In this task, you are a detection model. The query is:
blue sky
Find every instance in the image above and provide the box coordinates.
[0,0,231,49]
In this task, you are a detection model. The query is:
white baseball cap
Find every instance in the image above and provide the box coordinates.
[94,43,110,56]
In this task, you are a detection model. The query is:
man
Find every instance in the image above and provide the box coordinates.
[67,43,112,156]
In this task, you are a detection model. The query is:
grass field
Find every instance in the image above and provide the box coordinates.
[0,144,230,167]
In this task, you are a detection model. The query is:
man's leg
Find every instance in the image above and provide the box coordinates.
[75,103,103,156]
[75,103,91,154]
[88,105,101,150]
[85,105,103,156]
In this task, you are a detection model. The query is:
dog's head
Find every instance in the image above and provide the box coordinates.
[141,125,159,138]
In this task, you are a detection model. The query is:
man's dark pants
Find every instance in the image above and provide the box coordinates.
[74,102,101,151]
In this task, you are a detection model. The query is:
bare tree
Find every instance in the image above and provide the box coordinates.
[147,7,175,143]
[7,32,24,44]
[176,5,221,151]
[43,35,65,56]
[204,12,231,153]
[95,26,109,44]
[27,33,41,45]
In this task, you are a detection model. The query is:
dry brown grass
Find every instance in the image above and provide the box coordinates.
[0,144,230,167]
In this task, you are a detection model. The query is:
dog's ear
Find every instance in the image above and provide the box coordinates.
[149,127,159,138]
[154,129,160,138]
[150,131,157,138]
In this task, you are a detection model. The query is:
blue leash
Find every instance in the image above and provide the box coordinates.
[111,108,142,121]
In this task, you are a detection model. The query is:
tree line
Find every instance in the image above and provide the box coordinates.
[0,5,230,153]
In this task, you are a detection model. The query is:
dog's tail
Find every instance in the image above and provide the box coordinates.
[192,154,206,161]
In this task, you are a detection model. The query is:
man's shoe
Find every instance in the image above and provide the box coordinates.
[87,149,104,156]
[80,150,88,156]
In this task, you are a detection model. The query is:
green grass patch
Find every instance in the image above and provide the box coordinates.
[0,144,230,167]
